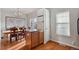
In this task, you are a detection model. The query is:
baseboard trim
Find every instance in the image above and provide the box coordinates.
[51,39,79,49]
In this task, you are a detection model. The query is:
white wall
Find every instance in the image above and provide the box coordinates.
[50,8,79,48]
[0,9,1,48]
[0,9,1,40]
[69,9,79,36]
[27,10,38,27]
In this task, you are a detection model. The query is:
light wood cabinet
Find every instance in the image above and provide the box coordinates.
[25,31,44,49]
[31,32,39,48]
[39,32,44,44]
[25,32,31,49]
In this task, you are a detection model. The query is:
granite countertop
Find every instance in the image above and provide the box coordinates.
[27,29,38,32]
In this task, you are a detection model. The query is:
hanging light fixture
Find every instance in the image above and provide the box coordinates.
[15,8,23,18]
[16,8,20,18]
[16,8,26,18]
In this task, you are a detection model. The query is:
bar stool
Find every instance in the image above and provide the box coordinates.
[18,27,26,40]
[10,27,18,43]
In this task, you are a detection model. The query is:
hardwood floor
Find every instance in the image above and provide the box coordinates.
[32,41,78,50]
[0,39,78,50]
[0,38,26,50]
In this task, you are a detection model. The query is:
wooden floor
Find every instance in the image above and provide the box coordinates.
[0,39,78,50]
[32,41,78,50]
[0,38,26,50]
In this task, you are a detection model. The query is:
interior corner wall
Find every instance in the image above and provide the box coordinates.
[69,9,79,36]
[50,8,79,48]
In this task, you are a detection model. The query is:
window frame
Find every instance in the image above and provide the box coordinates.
[56,11,70,36]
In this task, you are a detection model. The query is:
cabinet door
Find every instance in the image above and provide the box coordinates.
[25,32,31,49]
[31,32,39,48]
[39,32,44,44]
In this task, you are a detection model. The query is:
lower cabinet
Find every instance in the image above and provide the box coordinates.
[26,31,44,49]
[38,32,44,45]
[26,32,31,49]
[31,32,39,48]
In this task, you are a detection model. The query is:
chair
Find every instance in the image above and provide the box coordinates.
[10,27,18,43]
[18,27,26,40]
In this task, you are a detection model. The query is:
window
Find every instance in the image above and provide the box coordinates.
[56,11,70,36]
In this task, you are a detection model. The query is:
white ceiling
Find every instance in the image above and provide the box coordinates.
[2,8,40,14]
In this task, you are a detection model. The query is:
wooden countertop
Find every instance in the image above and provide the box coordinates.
[3,30,23,34]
